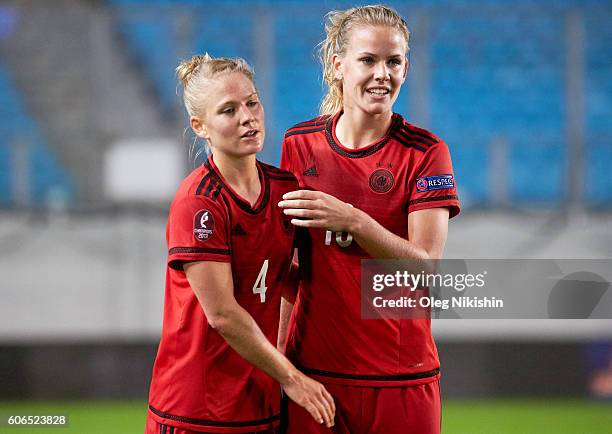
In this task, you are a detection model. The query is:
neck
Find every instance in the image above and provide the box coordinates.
[211,152,261,204]
[335,107,393,150]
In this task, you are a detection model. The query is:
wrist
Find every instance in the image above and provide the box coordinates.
[279,366,300,387]
[347,206,366,234]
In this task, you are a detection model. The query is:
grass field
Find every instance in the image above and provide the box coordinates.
[1,399,611,434]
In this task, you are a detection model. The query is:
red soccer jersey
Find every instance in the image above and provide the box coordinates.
[148,155,297,433]
[280,112,460,387]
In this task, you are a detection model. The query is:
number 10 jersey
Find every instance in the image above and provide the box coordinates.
[281,112,460,387]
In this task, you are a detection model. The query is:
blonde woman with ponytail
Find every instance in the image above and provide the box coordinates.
[278,5,460,433]
[145,54,334,434]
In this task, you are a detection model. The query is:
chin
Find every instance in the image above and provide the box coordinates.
[244,143,264,156]
[362,104,392,116]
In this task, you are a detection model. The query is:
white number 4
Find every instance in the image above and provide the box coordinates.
[252,259,269,303]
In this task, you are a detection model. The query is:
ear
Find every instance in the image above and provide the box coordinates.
[401,51,410,83]
[191,116,209,140]
[332,53,343,81]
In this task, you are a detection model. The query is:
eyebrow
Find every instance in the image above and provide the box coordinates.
[216,92,258,108]
[357,52,404,58]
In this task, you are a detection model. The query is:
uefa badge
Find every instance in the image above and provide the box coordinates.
[416,178,428,192]
[416,174,454,192]
[194,209,215,242]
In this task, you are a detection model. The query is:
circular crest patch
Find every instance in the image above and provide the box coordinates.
[369,169,395,194]
[416,178,428,192]
[194,209,215,242]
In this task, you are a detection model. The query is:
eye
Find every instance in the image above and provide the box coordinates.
[221,107,235,114]
[247,100,259,107]
[388,58,402,67]
[359,56,374,65]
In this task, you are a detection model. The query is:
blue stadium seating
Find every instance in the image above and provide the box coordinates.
[116,14,177,109]
[0,66,74,206]
[585,8,612,206]
[109,0,612,208]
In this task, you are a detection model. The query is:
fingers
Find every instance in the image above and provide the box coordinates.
[282,208,322,219]
[306,380,335,428]
[289,218,326,228]
[319,387,335,428]
[282,190,321,200]
[277,199,319,209]
[305,403,326,427]
[306,392,334,428]
[323,387,336,414]
[283,375,336,428]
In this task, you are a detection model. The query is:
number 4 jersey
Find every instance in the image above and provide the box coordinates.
[148,155,297,433]
[280,112,460,387]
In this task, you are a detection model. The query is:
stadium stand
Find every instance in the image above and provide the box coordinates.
[0,0,607,208]
[0,65,73,206]
[585,7,612,206]
[107,0,612,208]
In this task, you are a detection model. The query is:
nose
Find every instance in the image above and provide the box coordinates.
[239,104,256,126]
[373,61,390,82]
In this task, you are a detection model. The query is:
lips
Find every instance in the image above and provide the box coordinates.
[366,87,391,96]
[241,129,259,138]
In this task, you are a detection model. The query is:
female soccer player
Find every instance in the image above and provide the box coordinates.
[145,54,334,434]
[278,5,460,434]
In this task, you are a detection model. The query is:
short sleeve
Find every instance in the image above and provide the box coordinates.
[167,196,231,270]
[407,141,461,218]
[280,137,293,173]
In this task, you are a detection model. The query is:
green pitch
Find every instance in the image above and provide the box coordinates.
[0,399,610,434]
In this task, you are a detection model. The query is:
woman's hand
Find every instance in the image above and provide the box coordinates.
[278,190,361,232]
[282,370,336,428]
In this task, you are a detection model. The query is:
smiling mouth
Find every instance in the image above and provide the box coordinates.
[366,88,390,96]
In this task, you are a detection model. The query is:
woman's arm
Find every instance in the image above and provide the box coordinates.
[278,190,449,260]
[277,298,294,352]
[184,260,335,427]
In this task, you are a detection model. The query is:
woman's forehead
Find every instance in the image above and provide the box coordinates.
[206,73,256,103]
[345,25,407,54]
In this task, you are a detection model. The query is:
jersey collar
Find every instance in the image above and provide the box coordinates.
[325,111,403,158]
[205,155,270,214]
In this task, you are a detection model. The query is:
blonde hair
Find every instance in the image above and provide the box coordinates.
[319,4,410,115]
[176,54,255,164]
[176,53,255,119]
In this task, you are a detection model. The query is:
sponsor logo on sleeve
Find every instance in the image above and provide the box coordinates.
[416,174,454,192]
[194,209,215,241]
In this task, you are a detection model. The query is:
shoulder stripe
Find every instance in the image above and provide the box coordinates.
[409,195,458,206]
[259,161,294,177]
[397,128,437,146]
[399,125,439,145]
[203,179,217,198]
[291,119,327,129]
[289,115,331,130]
[169,247,230,255]
[195,173,212,196]
[284,126,326,139]
[211,184,223,200]
[395,129,436,147]
[391,133,427,152]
